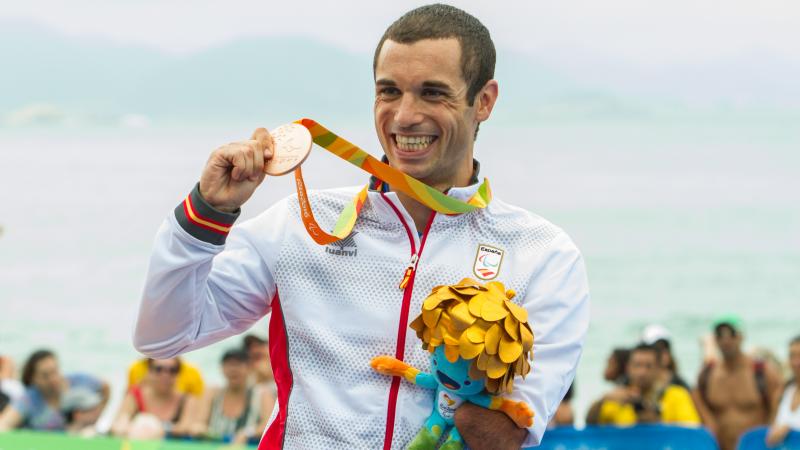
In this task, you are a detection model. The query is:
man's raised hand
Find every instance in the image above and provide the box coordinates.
[199,128,274,213]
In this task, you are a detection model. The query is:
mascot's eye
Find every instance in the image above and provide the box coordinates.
[464,380,471,385]
[433,360,437,366]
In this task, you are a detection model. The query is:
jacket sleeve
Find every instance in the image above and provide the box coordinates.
[513,231,591,447]
[133,184,287,358]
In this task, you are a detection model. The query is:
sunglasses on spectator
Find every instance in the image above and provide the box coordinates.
[150,365,179,375]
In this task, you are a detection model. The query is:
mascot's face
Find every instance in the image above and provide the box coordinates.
[431,346,485,396]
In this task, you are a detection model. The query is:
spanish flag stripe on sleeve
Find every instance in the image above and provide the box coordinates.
[173,183,240,246]
[184,195,232,233]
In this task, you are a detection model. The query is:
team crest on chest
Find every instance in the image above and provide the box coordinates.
[472,244,505,280]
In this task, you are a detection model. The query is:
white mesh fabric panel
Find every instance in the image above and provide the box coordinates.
[276,189,430,449]
[270,188,564,449]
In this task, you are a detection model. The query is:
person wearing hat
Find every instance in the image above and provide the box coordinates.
[693,316,783,450]
[641,324,689,390]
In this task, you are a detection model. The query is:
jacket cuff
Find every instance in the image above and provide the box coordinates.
[174,183,240,245]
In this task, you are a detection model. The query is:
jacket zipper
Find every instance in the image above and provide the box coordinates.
[379,192,436,450]
[398,253,419,290]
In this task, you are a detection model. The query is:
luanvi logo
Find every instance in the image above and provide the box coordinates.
[325,232,358,257]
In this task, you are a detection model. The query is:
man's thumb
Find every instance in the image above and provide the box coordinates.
[251,127,272,150]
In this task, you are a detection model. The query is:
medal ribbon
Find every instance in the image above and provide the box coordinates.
[291,118,492,245]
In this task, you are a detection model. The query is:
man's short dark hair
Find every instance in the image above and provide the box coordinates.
[222,349,250,364]
[630,343,658,359]
[791,335,800,346]
[373,3,496,106]
[243,334,267,351]
[714,323,739,337]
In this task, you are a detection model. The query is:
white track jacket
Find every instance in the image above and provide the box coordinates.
[134,175,590,449]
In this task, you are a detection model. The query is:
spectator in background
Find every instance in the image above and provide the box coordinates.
[128,356,205,397]
[642,324,690,389]
[0,355,16,380]
[766,335,800,447]
[583,347,629,423]
[603,348,631,386]
[752,347,787,381]
[549,382,575,428]
[587,344,700,426]
[188,349,275,444]
[112,358,192,439]
[63,387,105,437]
[243,334,274,388]
[0,355,25,415]
[693,316,783,450]
[0,349,109,431]
[0,389,7,415]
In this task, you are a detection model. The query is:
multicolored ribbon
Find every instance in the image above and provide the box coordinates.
[291,118,492,245]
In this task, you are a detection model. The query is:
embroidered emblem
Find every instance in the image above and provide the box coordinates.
[473,244,504,280]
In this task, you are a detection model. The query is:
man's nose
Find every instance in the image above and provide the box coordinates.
[394,94,423,128]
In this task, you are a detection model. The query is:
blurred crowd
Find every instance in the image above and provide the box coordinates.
[2,319,799,450]
[0,334,275,445]
[549,317,800,450]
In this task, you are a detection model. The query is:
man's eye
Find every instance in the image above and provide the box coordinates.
[378,87,400,95]
[422,89,444,98]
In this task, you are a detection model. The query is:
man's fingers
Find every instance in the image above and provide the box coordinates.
[231,150,247,181]
[245,140,262,180]
[243,143,255,180]
[252,127,274,161]
[251,127,269,145]
[251,140,265,178]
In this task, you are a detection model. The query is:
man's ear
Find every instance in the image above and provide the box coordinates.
[474,79,499,123]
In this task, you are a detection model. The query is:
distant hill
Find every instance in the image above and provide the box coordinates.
[2,20,798,128]
[0,21,373,124]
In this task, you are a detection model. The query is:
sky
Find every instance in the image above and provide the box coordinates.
[2,0,799,64]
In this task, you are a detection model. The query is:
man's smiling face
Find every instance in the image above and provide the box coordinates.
[374,38,486,189]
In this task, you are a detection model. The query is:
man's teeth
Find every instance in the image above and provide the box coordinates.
[395,135,435,151]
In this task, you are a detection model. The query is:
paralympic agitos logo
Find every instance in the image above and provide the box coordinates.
[473,244,504,280]
[325,232,358,257]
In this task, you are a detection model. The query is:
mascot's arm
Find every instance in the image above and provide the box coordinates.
[370,355,437,388]
[466,394,534,429]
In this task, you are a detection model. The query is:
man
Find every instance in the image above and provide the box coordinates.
[134,4,590,449]
[587,344,699,426]
[243,334,275,386]
[694,317,783,450]
[641,324,689,389]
